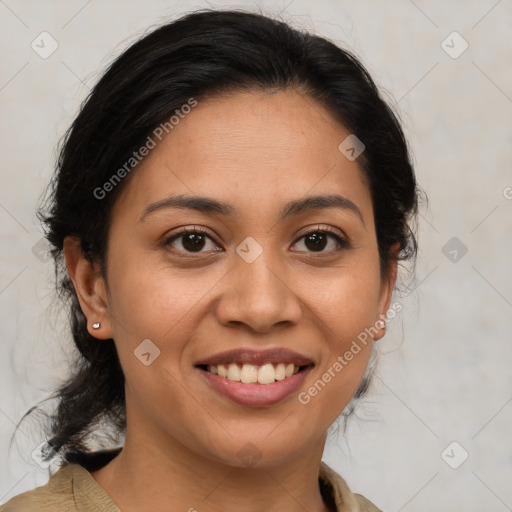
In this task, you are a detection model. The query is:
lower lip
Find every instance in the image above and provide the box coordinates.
[197,366,313,407]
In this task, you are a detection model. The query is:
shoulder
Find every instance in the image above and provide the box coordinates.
[319,461,382,512]
[0,463,119,512]
[0,465,77,511]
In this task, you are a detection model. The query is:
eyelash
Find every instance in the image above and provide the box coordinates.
[162,225,349,257]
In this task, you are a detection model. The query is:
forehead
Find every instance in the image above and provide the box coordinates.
[112,89,372,222]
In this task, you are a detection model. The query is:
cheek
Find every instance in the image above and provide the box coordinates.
[298,302,375,424]
[105,250,227,380]
[105,261,214,425]
[306,258,383,334]
[299,263,381,409]
[298,352,371,425]
[106,247,209,336]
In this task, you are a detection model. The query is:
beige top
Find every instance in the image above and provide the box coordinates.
[0,460,381,512]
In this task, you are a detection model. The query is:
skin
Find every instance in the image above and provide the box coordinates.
[64,89,397,512]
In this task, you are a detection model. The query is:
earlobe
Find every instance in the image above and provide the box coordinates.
[375,243,400,341]
[63,236,113,340]
[373,312,388,341]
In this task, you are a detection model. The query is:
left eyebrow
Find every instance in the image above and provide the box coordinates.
[279,194,365,226]
[139,193,365,226]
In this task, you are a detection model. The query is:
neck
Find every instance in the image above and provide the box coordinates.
[91,421,331,512]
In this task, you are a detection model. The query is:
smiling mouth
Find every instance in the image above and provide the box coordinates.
[195,362,314,385]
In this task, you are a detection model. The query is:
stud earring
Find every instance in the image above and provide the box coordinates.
[92,322,101,330]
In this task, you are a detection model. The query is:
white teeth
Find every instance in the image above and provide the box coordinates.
[275,363,286,381]
[206,362,306,384]
[240,364,258,383]
[258,363,276,385]
[227,363,241,381]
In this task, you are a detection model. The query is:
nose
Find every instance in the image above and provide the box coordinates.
[214,252,303,334]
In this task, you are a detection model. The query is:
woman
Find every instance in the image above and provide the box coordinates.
[1,8,418,512]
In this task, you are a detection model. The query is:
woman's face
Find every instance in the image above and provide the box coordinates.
[96,89,395,467]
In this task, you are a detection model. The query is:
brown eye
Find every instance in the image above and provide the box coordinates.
[180,232,208,252]
[164,227,221,254]
[304,232,328,251]
[293,227,348,254]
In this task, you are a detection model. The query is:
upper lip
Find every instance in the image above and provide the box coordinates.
[195,348,314,367]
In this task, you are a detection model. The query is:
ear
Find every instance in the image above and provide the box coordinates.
[373,242,400,342]
[63,236,113,340]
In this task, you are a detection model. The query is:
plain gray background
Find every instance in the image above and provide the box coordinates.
[1,1,511,510]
